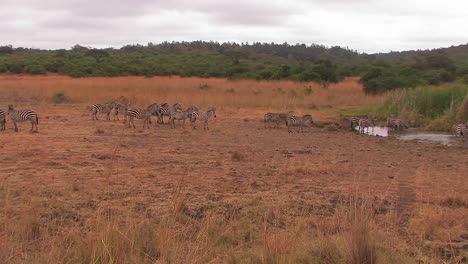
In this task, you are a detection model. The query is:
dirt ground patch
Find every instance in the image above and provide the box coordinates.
[0,102,467,262]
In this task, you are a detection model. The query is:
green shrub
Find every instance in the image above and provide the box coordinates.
[304,86,314,95]
[52,92,67,104]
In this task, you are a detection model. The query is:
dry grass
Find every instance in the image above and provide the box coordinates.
[0,74,383,112]
[0,75,466,264]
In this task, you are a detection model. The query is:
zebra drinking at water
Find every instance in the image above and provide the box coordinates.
[169,106,198,128]
[264,112,292,128]
[7,105,38,132]
[90,103,116,121]
[126,107,158,129]
[358,117,375,134]
[0,109,6,131]
[386,117,398,128]
[286,114,313,133]
[191,108,216,130]
[157,103,182,124]
[350,116,362,130]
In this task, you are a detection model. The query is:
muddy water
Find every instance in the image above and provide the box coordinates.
[354,126,467,147]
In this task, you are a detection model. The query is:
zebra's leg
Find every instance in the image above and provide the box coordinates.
[13,121,18,132]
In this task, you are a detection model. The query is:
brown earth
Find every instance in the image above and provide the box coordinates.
[1,103,467,262]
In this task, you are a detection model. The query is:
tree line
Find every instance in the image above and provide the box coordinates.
[1,41,467,93]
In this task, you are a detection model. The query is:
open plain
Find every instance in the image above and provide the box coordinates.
[0,75,467,263]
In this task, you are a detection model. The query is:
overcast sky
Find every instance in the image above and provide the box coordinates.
[2,0,468,53]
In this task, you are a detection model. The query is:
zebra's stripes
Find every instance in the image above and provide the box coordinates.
[157,103,182,124]
[7,105,38,132]
[392,119,409,131]
[112,103,129,121]
[350,116,361,130]
[146,103,160,124]
[453,123,468,137]
[126,107,158,129]
[286,114,313,133]
[191,108,216,130]
[0,109,6,131]
[91,103,116,121]
[264,112,291,128]
[169,106,197,128]
[358,117,375,134]
[386,117,397,128]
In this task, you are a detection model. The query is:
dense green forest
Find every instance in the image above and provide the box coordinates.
[1,41,468,93]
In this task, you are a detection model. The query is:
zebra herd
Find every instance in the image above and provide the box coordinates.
[0,105,39,132]
[453,123,468,138]
[89,102,217,130]
[264,112,314,133]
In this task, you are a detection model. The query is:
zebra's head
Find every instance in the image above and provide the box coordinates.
[303,114,313,123]
[7,105,14,111]
[208,108,217,118]
[173,103,182,110]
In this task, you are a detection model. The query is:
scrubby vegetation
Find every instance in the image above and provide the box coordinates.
[375,84,468,130]
[2,42,468,94]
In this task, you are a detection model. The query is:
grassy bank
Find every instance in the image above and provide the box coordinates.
[348,83,468,131]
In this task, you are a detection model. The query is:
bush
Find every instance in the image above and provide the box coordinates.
[304,86,314,95]
[52,92,67,103]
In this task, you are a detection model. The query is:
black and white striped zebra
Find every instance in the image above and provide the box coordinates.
[191,108,216,130]
[169,106,198,128]
[358,117,375,134]
[286,114,313,133]
[386,117,397,128]
[112,103,128,121]
[90,103,116,121]
[392,119,409,131]
[126,107,158,129]
[146,103,160,124]
[7,105,38,132]
[0,109,6,131]
[157,103,182,124]
[264,112,291,128]
[453,123,468,137]
[350,116,361,130]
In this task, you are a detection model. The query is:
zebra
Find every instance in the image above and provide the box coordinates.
[169,106,198,128]
[350,116,361,130]
[386,117,398,129]
[453,123,468,137]
[90,103,116,121]
[392,119,410,131]
[358,117,375,134]
[112,103,126,121]
[0,109,6,131]
[146,103,160,124]
[191,108,216,130]
[126,107,158,129]
[264,112,292,128]
[286,114,313,133]
[7,105,38,132]
[157,103,182,124]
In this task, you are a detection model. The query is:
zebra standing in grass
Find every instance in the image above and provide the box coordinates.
[112,103,127,121]
[358,117,375,134]
[157,103,182,124]
[169,106,198,128]
[146,103,160,124]
[0,109,6,131]
[90,103,116,121]
[191,108,216,130]
[126,107,158,129]
[7,105,38,132]
[286,114,313,133]
[264,112,292,128]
